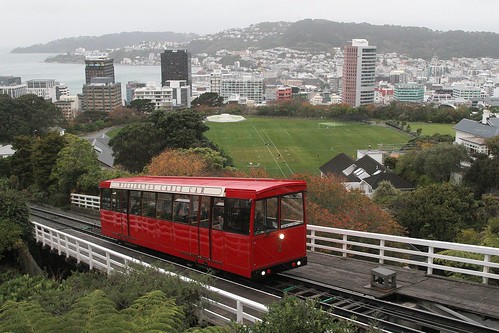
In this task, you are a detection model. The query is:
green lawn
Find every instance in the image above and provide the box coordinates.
[205,117,412,177]
[407,122,456,136]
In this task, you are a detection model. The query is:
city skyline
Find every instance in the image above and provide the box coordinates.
[2,0,499,48]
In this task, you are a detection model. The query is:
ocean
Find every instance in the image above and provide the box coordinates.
[0,49,161,97]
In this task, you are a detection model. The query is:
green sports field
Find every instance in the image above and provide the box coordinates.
[205,117,412,177]
[407,122,456,136]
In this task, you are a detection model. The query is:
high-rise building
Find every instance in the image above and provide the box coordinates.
[210,70,222,95]
[160,50,191,87]
[341,39,377,107]
[85,57,115,84]
[81,77,122,113]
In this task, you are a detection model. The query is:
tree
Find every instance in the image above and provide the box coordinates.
[0,183,30,260]
[191,92,224,108]
[110,110,216,173]
[0,264,229,332]
[392,183,485,241]
[145,149,211,177]
[50,135,101,203]
[151,109,211,149]
[0,94,62,142]
[295,174,404,235]
[396,143,469,184]
[129,99,155,113]
[463,137,499,197]
[145,148,228,177]
[109,122,163,173]
[31,132,65,192]
[372,181,401,206]
[0,289,229,333]
[463,153,499,197]
[9,135,35,189]
[236,296,354,333]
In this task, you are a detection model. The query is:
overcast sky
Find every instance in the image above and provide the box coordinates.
[2,0,499,48]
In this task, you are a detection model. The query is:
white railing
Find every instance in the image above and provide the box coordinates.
[69,194,499,284]
[70,193,100,210]
[308,225,499,284]
[32,221,268,324]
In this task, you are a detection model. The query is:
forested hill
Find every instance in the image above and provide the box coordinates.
[11,31,198,53]
[12,19,499,60]
[186,19,499,59]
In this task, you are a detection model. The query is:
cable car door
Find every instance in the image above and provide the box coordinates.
[197,196,211,260]
[119,190,129,238]
[111,189,129,238]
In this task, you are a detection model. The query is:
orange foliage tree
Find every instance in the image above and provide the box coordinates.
[293,174,405,235]
[145,149,211,176]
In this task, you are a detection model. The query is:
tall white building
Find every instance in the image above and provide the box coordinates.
[221,77,264,104]
[341,39,377,107]
[163,80,191,108]
[0,84,27,98]
[133,82,174,110]
[210,70,222,95]
[26,79,57,101]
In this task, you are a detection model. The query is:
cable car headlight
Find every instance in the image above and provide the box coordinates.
[279,233,285,240]
[297,261,302,266]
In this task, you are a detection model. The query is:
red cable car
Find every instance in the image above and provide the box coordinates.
[99,176,307,279]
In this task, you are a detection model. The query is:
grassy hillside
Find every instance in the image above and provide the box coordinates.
[205,117,411,177]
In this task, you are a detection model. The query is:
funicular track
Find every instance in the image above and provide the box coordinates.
[30,206,499,333]
[258,273,499,333]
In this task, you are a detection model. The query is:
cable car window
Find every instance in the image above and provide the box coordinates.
[111,190,119,211]
[254,197,278,235]
[101,188,111,210]
[173,195,190,223]
[281,192,304,228]
[129,191,142,215]
[190,195,200,225]
[212,198,224,230]
[199,196,210,228]
[157,193,173,220]
[225,198,250,235]
[142,192,156,218]
[118,190,128,213]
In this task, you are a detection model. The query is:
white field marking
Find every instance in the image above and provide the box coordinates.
[253,126,286,177]
[262,129,294,175]
[283,129,291,135]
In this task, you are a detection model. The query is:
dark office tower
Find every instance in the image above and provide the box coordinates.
[85,57,115,84]
[160,49,191,87]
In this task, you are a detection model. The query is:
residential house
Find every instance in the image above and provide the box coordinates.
[89,135,115,169]
[319,152,413,196]
[454,109,499,155]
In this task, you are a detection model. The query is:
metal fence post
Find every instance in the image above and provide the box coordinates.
[379,239,385,264]
[483,254,490,284]
[236,300,244,323]
[342,234,348,258]
[427,246,434,275]
[310,230,316,252]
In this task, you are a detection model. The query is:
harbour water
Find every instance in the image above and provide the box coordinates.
[0,49,161,97]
